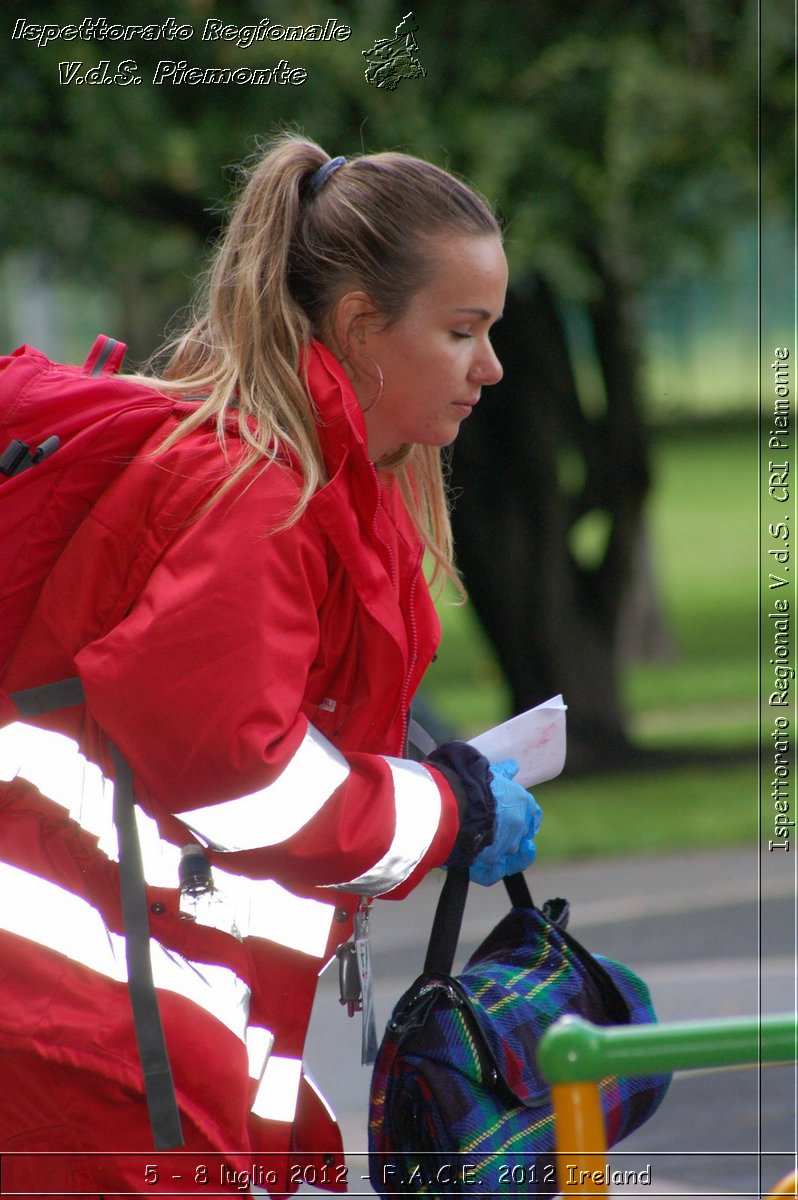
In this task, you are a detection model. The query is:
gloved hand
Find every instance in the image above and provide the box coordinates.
[469,759,542,887]
[425,741,542,884]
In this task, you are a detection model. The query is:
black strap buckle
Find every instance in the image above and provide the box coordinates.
[0,435,60,477]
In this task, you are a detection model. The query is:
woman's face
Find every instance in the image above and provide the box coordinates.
[341,234,508,461]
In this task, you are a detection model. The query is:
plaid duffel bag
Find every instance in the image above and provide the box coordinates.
[368,869,670,1197]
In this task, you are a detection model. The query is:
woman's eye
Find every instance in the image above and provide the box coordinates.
[451,331,473,340]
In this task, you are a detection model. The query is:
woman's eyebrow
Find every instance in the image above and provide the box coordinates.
[451,306,503,320]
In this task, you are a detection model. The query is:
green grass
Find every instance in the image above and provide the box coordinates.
[535,760,759,862]
[424,420,759,860]
[622,422,757,724]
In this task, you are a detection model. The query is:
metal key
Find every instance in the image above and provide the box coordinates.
[335,941,362,1016]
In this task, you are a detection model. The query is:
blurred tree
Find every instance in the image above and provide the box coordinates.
[0,0,787,764]
[411,0,772,765]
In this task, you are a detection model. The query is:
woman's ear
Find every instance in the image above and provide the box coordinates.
[330,290,380,366]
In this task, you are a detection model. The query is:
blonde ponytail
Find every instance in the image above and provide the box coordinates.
[151,137,328,514]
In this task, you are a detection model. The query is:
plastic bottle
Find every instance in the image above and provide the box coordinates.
[178,844,242,939]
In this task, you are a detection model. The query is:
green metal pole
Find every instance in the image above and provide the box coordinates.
[538,1013,797,1085]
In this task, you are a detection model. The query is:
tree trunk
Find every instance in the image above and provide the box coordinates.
[449,267,656,769]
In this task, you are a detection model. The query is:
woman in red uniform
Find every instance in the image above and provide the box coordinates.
[0,134,541,1196]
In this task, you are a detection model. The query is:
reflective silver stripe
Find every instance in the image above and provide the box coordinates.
[212,867,335,957]
[246,1024,275,1085]
[0,864,250,1042]
[134,805,182,886]
[181,724,350,852]
[0,723,182,886]
[326,758,442,895]
[0,723,335,959]
[0,721,116,853]
[0,859,121,977]
[250,1055,302,1122]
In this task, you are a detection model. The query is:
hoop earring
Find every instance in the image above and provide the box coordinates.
[359,355,384,413]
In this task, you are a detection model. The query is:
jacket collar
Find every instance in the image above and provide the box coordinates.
[303,339,371,479]
[302,341,420,676]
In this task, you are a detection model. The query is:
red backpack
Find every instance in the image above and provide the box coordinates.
[0,335,193,685]
[0,335,191,1149]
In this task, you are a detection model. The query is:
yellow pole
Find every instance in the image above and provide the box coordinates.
[550,1081,609,1197]
[766,1169,798,1197]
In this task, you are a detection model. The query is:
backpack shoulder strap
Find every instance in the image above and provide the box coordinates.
[9,678,86,718]
[109,741,184,1149]
[82,335,127,378]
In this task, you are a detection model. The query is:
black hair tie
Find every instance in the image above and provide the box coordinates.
[308,156,346,196]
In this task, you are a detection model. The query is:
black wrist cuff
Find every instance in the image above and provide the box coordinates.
[426,741,496,869]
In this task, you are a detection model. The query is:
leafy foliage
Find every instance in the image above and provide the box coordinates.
[1,0,781,318]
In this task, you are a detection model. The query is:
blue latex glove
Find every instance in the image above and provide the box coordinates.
[469,759,542,887]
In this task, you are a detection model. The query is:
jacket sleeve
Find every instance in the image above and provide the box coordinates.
[74,463,459,899]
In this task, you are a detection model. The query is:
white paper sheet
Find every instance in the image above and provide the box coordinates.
[468,695,567,788]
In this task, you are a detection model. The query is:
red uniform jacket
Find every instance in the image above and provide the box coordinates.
[0,341,459,1195]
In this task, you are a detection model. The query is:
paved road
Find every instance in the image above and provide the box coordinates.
[297,846,796,1199]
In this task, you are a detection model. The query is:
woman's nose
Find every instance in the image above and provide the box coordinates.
[472,341,503,386]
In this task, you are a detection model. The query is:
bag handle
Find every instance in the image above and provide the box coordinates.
[423,868,533,976]
[423,867,631,1025]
